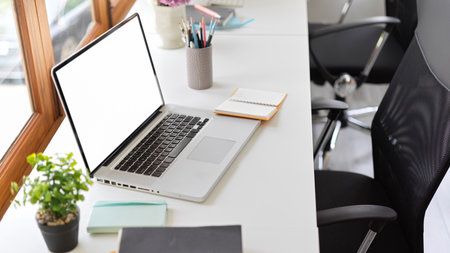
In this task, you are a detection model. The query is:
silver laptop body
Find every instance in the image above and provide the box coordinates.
[51,13,259,202]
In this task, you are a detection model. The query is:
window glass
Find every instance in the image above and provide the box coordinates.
[0,0,32,159]
[46,0,92,63]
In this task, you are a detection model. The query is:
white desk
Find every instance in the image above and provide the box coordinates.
[134,0,309,36]
[0,1,318,252]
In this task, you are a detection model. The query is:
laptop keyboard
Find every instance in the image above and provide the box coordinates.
[114,113,209,177]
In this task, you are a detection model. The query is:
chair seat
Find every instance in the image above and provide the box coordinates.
[309,23,405,84]
[315,170,410,252]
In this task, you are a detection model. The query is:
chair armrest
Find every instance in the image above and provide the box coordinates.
[310,16,400,39]
[317,204,397,232]
[312,98,348,111]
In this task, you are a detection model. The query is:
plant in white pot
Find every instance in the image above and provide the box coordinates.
[152,0,191,49]
[11,153,92,252]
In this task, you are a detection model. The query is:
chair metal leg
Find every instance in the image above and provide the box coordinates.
[322,151,332,170]
[316,150,324,170]
[313,118,337,158]
[314,120,342,170]
[347,116,371,132]
[357,229,377,253]
[347,106,378,117]
[328,120,342,150]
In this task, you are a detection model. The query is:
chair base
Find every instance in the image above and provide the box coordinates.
[314,106,377,170]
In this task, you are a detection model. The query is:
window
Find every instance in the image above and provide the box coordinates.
[47,0,93,62]
[0,0,136,220]
[0,0,31,161]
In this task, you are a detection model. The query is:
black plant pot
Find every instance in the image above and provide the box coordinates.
[36,210,80,253]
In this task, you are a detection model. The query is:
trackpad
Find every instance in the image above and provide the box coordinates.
[187,136,236,164]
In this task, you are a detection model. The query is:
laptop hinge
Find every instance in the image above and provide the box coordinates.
[90,106,163,177]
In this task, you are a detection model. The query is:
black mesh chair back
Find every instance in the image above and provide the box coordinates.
[371,0,450,251]
[385,0,418,50]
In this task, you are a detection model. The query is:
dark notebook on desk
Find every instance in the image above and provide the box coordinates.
[118,225,243,253]
[185,5,235,27]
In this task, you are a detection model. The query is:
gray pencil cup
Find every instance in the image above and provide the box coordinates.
[186,46,213,90]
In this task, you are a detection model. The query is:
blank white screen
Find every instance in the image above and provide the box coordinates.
[54,17,163,170]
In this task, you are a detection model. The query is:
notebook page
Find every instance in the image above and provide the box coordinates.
[230,88,286,106]
[215,99,276,118]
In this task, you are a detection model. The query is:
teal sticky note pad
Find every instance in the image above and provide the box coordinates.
[87,201,167,234]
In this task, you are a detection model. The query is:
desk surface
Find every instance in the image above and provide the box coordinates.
[134,0,308,36]
[0,1,318,252]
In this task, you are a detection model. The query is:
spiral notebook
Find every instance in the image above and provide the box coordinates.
[214,88,287,120]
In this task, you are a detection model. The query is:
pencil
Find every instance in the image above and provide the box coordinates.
[191,23,199,48]
[206,20,217,47]
[199,22,203,48]
[181,18,186,31]
[202,17,206,48]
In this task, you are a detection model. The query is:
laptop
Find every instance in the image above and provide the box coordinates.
[51,13,259,202]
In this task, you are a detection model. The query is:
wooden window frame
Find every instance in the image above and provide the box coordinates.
[0,0,134,220]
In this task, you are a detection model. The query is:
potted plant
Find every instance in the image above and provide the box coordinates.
[152,0,191,49]
[10,153,92,252]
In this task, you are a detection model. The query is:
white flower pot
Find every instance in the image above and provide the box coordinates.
[152,4,185,49]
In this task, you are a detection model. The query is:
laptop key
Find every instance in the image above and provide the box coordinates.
[128,164,140,173]
[135,166,147,174]
[155,167,166,173]
[160,162,170,168]
[143,165,158,175]
[165,157,174,164]
[168,137,192,158]
[189,117,200,125]
[152,172,162,177]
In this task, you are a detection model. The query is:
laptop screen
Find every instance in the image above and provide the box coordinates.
[52,15,164,171]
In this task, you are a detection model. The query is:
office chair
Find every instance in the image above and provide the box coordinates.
[314,0,450,251]
[309,0,417,169]
[309,0,417,98]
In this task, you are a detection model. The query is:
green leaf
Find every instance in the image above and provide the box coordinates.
[26,153,36,166]
[32,188,42,199]
[30,196,38,204]
[37,153,46,161]
[80,183,89,191]
[10,182,19,195]
[44,191,51,202]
